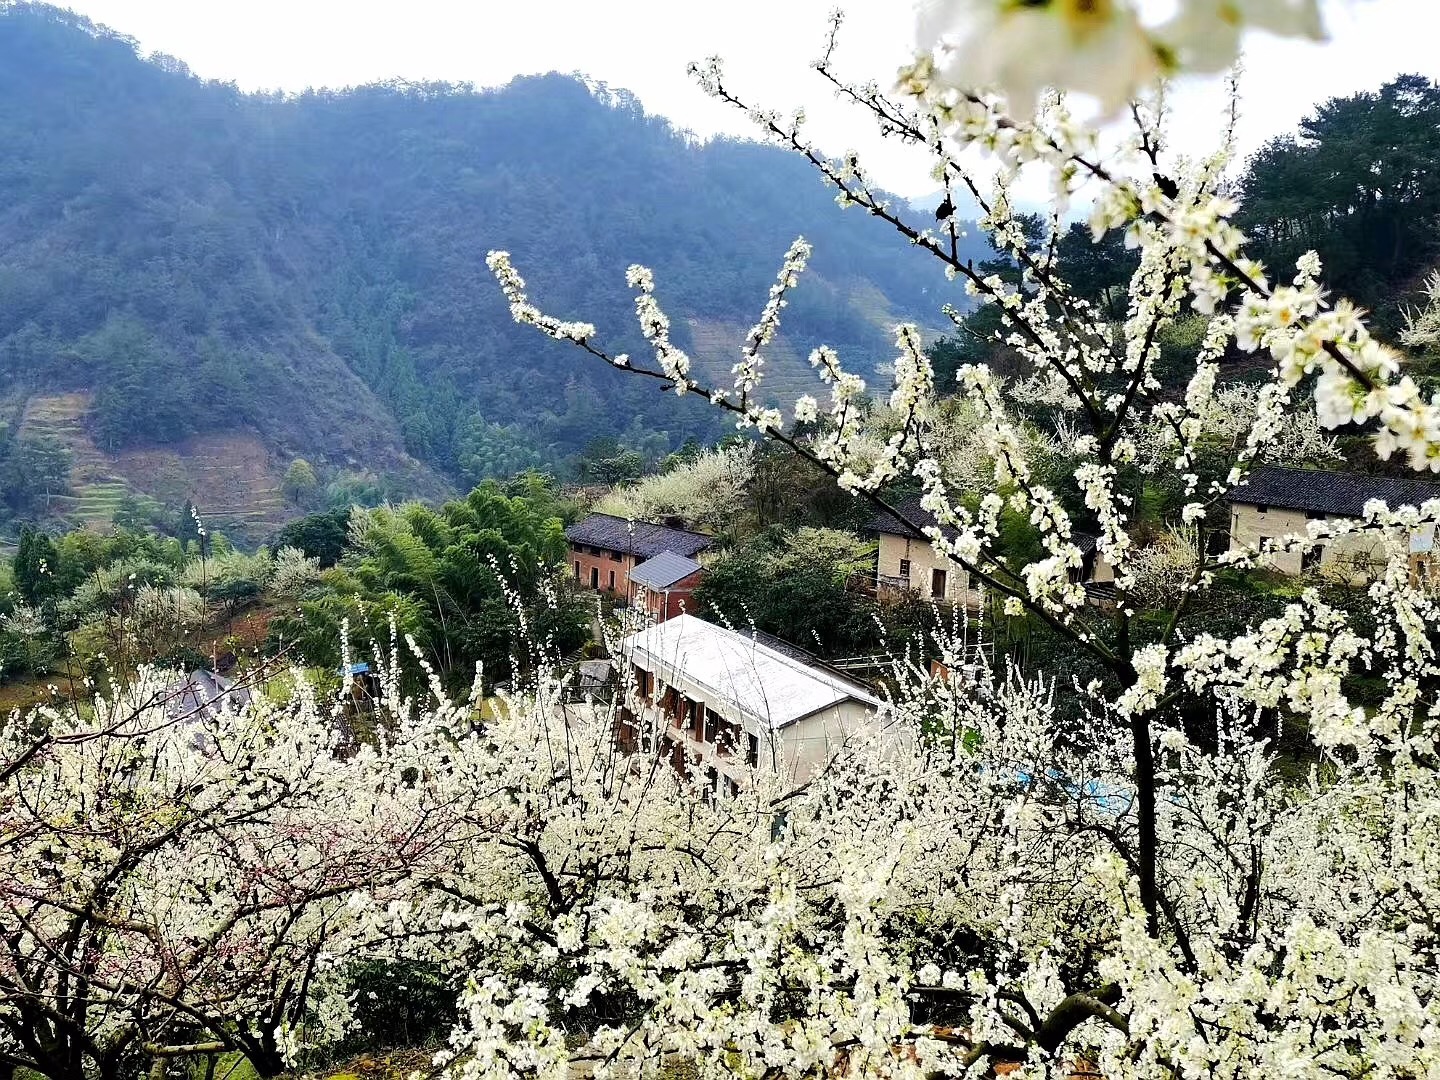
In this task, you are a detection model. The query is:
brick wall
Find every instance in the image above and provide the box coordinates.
[569,544,638,595]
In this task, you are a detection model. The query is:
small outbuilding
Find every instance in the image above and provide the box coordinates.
[628,550,705,623]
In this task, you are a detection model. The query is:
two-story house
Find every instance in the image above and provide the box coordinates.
[565,513,712,598]
[869,497,979,605]
[869,498,1115,606]
[615,613,881,793]
[1228,465,1440,582]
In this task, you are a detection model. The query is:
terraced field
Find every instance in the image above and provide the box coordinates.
[685,319,818,408]
[114,432,292,543]
[17,392,292,543]
[17,392,157,529]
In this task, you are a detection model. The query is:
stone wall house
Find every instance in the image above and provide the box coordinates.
[1227,465,1440,583]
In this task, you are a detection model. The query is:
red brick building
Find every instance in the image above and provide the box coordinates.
[565,513,712,598]
[629,551,705,623]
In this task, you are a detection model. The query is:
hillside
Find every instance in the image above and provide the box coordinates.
[0,4,989,539]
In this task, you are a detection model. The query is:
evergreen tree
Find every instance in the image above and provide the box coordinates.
[13,526,59,606]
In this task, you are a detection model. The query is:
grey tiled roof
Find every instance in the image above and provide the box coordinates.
[630,551,704,590]
[870,497,1100,556]
[1230,466,1440,518]
[163,669,252,722]
[868,497,960,541]
[565,513,712,559]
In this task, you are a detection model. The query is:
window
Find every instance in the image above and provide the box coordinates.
[1305,510,1326,521]
[610,549,623,562]
[1301,545,1324,571]
[746,732,760,767]
[608,569,616,591]
[631,664,651,702]
[614,708,636,753]
[931,567,948,599]
[898,557,911,578]
[589,566,599,589]
[573,560,581,581]
[1255,504,1269,514]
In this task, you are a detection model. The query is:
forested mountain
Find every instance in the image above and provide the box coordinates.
[0,2,981,531]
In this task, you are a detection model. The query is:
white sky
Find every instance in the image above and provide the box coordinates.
[56,0,1440,198]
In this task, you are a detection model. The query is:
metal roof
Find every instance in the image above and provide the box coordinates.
[565,513,712,559]
[630,551,704,590]
[622,614,880,731]
[162,669,252,722]
[1230,466,1440,518]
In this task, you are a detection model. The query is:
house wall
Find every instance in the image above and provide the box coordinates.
[570,544,638,596]
[875,532,978,605]
[632,569,705,623]
[1090,552,1115,584]
[1228,503,1393,578]
[760,699,879,782]
[619,654,877,789]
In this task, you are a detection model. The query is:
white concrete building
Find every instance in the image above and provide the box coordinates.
[616,614,881,791]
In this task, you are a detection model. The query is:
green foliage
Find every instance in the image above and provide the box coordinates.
[0,7,961,485]
[282,458,319,503]
[576,438,645,486]
[1053,221,1138,320]
[341,961,456,1053]
[272,481,590,688]
[272,508,351,567]
[1238,74,1440,330]
[324,472,402,511]
[13,526,59,606]
[0,436,71,516]
[695,527,892,657]
[747,443,866,531]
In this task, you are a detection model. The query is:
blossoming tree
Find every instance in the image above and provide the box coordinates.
[0,666,465,1080]
[6,2,1440,1077]
[473,0,1440,1074]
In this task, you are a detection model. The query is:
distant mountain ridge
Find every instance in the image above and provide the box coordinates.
[0,2,990,532]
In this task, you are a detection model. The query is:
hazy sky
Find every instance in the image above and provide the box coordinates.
[56,0,1440,197]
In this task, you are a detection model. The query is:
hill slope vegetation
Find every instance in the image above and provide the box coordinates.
[0,2,983,532]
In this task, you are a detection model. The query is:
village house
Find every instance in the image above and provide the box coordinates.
[615,613,882,793]
[565,513,712,598]
[869,498,1113,606]
[1228,465,1440,582]
[627,550,705,624]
